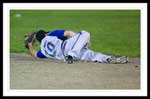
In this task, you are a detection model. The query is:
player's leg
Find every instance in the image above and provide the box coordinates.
[80,49,111,63]
[64,30,90,59]
[80,49,128,63]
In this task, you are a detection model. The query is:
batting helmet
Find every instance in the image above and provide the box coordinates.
[35,30,48,43]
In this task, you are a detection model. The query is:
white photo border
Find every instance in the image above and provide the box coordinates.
[3,3,147,96]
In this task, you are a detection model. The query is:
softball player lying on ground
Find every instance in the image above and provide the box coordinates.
[24,30,128,64]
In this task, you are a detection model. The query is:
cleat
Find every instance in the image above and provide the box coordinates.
[65,55,73,64]
[107,56,128,64]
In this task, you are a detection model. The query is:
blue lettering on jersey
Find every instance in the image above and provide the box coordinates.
[46,42,56,57]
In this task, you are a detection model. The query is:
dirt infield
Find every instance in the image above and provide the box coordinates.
[10,53,140,89]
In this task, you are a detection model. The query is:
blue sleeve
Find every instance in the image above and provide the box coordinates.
[47,30,67,40]
[36,50,46,58]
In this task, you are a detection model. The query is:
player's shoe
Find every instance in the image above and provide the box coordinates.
[107,56,129,64]
[65,55,73,64]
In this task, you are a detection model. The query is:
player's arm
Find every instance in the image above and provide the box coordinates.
[28,43,46,58]
[47,30,76,41]
[28,43,37,57]
[64,30,76,38]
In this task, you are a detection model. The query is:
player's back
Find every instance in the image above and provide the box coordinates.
[40,36,64,60]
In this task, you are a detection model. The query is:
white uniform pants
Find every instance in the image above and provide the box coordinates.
[63,30,111,63]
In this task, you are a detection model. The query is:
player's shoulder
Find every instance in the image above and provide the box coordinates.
[45,35,58,39]
[41,36,59,44]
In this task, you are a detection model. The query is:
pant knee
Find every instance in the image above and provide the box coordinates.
[81,30,90,38]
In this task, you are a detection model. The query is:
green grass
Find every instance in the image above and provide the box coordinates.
[10,10,140,57]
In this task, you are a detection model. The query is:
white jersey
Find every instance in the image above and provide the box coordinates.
[40,31,111,63]
[40,36,64,60]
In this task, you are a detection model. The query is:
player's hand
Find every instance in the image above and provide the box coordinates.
[24,32,36,49]
[28,43,33,48]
